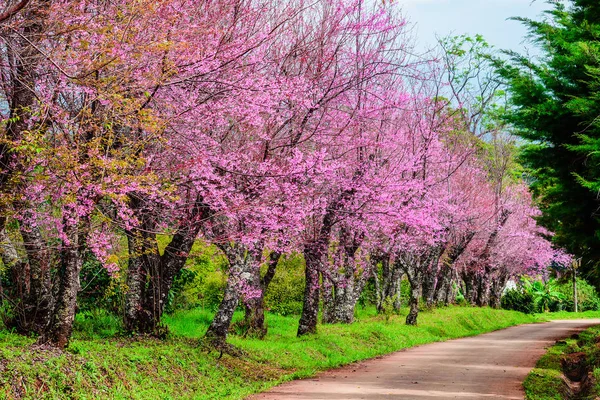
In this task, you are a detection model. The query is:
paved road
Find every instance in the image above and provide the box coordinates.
[250,319,600,400]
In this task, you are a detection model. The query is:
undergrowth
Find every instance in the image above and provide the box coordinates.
[524,324,600,400]
[0,306,548,400]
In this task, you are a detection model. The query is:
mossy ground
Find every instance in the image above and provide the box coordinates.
[0,306,556,400]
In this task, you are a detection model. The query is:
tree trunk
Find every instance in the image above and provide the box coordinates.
[434,265,452,305]
[205,244,253,344]
[0,1,52,336]
[11,221,53,335]
[320,227,367,325]
[399,255,421,326]
[43,226,82,348]
[432,235,474,307]
[297,191,354,336]
[321,273,335,323]
[205,271,242,343]
[242,295,266,338]
[322,283,355,324]
[462,271,478,305]
[489,271,509,309]
[142,226,200,334]
[297,245,322,336]
[326,284,362,324]
[124,194,205,334]
[241,251,280,338]
[406,278,422,326]
[124,231,153,333]
[476,268,492,307]
[444,268,459,305]
[0,0,49,191]
[375,254,403,313]
[400,248,440,326]
[423,258,441,308]
[322,267,370,324]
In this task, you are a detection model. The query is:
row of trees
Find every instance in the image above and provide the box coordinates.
[0,0,567,349]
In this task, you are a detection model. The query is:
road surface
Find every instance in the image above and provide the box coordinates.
[250,319,600,400]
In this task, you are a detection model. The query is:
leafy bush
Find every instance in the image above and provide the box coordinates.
[502,277,600,314]
[163,240,228,313]
[78,251,127,315]
[164,243,306,316]
[401,278,411,304]
[359,271,410,310]
[264,253,305,316]
[526,279,565,313]
[555,278,600,312]
[501,288,536,314]
[73,309,122,339]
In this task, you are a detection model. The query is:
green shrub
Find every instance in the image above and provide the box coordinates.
[503,277,600,313]
[401,278,411,304]
[73,309,122,339]
[163,243,307,316]
[264,253,305,316]
[78,255,126,315]
[501,288,536,314]
[525,279,565,313]
[163,240,228,313]
[555,278,600,312]
[358,277,410,310]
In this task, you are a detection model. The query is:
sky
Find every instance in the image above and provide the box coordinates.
[399,0,551,53]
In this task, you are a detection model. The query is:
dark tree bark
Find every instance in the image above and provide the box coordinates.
[0,2,45,189]
[462,270,478,305]
[469,211,511,307]
[423,252,443,308]
[123,229,155,333]
[373,252,403,313]
[0,1,53,337]
[43,225,82,348]
[4,216,54,336]
[297,244,322,336]
[123,193,159,333]
[321,274,335,323]
[430,232,475,306]
[297,191,354,337]
[399,248,442,326]
[405,277,422,326]
[142,220,201,331]
[434,264,457,305]
[476,268,492,307]
[124,194,206,334]
[401,254,424,326]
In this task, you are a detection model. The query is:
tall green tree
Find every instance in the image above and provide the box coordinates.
[495,0,600,281]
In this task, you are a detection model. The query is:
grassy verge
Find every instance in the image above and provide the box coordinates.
[535,310,600,321]
[524,324,600,400]
[0,306,543,400]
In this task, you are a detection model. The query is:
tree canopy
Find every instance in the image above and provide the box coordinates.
[495,0,600,281]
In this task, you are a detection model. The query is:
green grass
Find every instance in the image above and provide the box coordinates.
[524,324,600,400]
[0,306,559,400]
[536,310,600,320]
[523,338,573,400]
